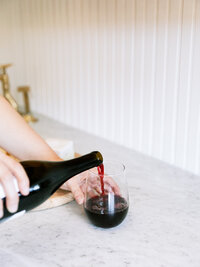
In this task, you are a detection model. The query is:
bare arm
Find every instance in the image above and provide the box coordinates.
[0,96,60,161]
[0,96,84,218]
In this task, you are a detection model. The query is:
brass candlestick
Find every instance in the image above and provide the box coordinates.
[18,86,38,122]
[0,64,18,110]
[0,63,37,123]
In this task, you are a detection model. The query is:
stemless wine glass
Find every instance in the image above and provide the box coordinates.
[84,160,129,228]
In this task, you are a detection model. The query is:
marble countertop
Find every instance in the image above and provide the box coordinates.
[0,115,200,267]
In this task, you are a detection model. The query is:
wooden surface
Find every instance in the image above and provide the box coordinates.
[32,189,74,211]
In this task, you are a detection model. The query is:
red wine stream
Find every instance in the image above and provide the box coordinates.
[97,163,105,195]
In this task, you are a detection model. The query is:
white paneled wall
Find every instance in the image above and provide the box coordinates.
[0,0,200,174]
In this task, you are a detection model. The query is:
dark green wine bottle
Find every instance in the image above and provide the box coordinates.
[0,151,103,222]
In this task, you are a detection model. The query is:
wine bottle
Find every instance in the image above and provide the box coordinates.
[0,151,103,222]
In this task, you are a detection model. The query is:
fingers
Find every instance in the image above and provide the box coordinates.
[87,179,102,195]
[60,169,121,208]
[65,178,84,205]
[0,151,30,217]
[0,153,29,196]
[0,199,3,218]
[104,176,121,195]
[87,171,121,196]
[0,162,19,213]
[9,162,29,196]
[61,172,88,204]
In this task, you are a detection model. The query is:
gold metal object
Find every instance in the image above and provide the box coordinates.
[18,86,38,122]
[0,63,38,123]
[0,64,18,110]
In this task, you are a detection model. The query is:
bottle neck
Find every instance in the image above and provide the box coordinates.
[54,151,103,185]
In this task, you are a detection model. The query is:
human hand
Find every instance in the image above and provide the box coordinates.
[60,170,87,205]
[60,168,120,204]
[0,151,29,218]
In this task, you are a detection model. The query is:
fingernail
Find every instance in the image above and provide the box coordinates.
[22,187,29,196]
[8,205,18,213]
[77,197,83,205]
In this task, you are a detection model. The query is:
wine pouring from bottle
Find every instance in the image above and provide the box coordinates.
[0,151,103,222]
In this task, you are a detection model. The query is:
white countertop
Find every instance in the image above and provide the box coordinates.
[0,115,199,267]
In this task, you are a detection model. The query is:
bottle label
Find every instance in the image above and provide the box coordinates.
[0,181,40,199]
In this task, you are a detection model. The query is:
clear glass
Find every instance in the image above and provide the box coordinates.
[84,160,129,228]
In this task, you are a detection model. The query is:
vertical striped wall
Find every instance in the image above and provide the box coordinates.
[0,0,200,175]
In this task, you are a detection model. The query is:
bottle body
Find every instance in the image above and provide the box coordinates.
[1,151,103,222]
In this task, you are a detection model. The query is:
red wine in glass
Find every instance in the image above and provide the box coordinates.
[84,194,128,228]
[84,163,129,228]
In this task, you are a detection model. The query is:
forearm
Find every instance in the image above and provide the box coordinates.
[0,96,60,161]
